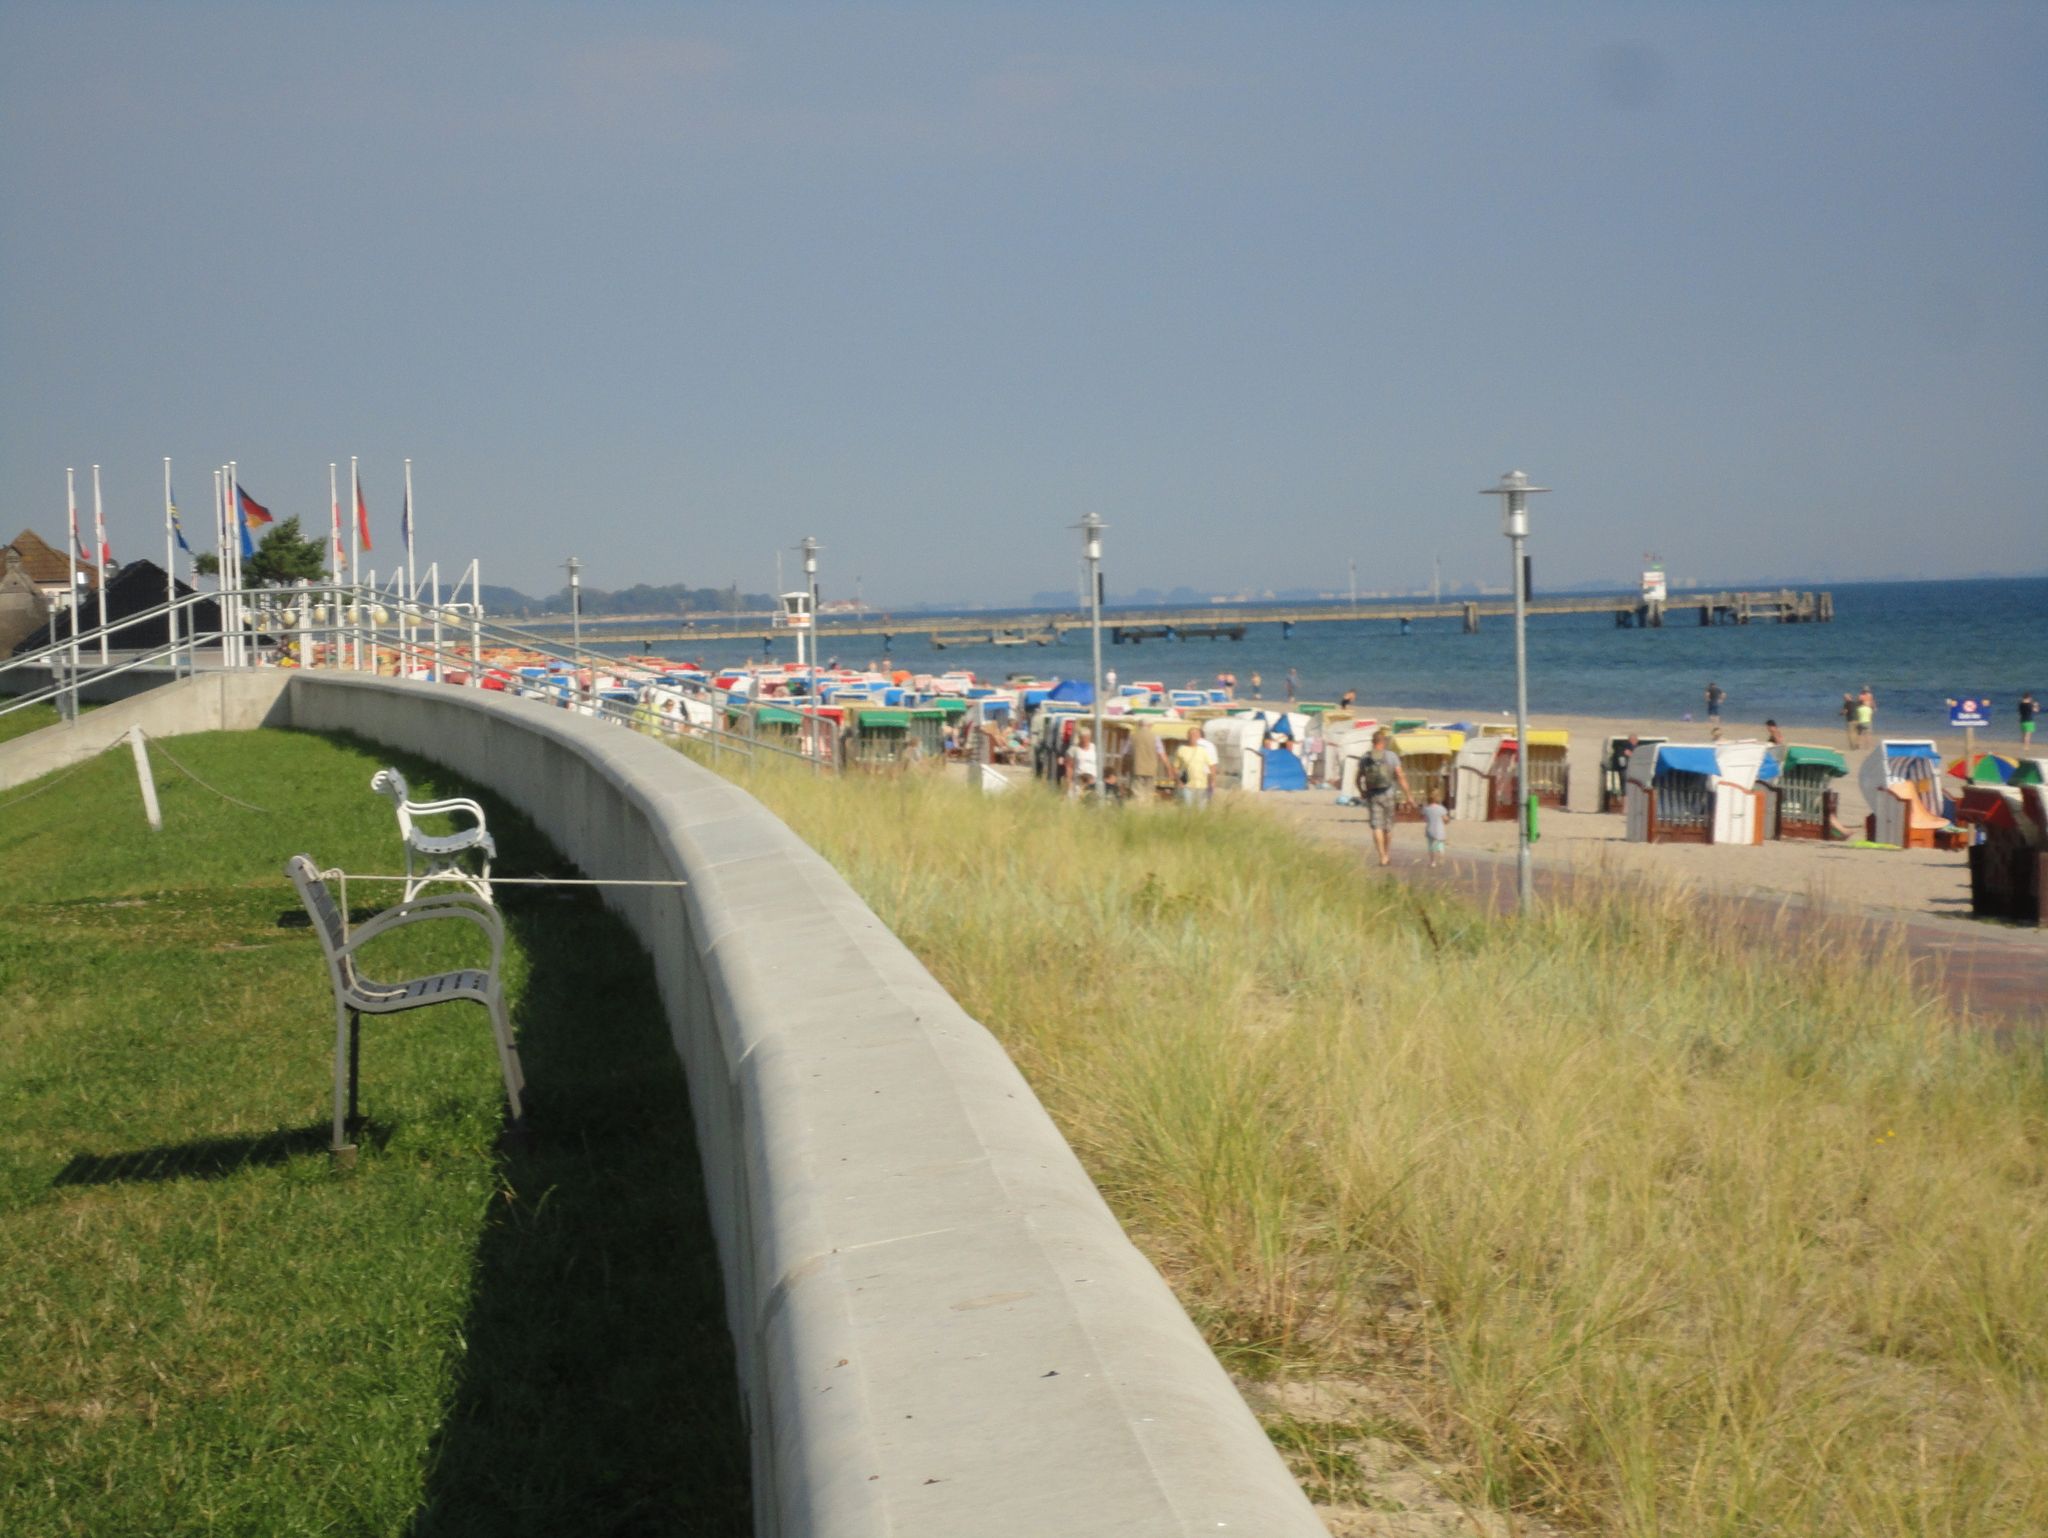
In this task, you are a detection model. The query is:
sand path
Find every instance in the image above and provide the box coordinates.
[1259,702,2046,1028]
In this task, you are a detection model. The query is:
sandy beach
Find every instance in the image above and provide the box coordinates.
[1265,703,2044,937]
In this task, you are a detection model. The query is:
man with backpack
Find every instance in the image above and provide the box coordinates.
[1359,726,1413,867]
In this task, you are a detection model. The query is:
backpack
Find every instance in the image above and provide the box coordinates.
[1358,750,1392,797]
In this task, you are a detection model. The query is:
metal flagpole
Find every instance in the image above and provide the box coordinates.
[92,465,110,663]
[163,458,179,675]
[329,462,342,670]
[403,458,416,678]
[65,468,80,717]
[212,468,224,667]
[227,461,242,669]
[350,457,362,672]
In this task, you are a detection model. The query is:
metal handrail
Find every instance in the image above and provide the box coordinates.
[0,580,843,775]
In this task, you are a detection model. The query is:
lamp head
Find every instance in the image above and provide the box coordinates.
[1072,511,1107,561]
[1480,470,1550,538]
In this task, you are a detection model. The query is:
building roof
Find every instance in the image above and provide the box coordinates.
[3,529,101,589]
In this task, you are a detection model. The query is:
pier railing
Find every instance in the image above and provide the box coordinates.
[500,587,1835,649]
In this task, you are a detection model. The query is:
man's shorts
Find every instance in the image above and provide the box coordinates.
[1364,793,1396,830]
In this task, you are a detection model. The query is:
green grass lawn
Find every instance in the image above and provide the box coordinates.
[0,727,747,1537]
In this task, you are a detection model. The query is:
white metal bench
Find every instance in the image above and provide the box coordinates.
[370,767,496,900]
[287,854,526,1158]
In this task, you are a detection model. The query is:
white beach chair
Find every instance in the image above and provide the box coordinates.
[286,854,525,1159]
[370,767,496,900]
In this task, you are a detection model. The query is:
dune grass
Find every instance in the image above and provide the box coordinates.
[695,748,2048,1536]
[0,727,746,1537]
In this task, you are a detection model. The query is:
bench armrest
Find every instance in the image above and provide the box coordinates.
[345,893,506,972]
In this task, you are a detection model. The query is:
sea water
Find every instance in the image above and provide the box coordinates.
[622,578,2047,738]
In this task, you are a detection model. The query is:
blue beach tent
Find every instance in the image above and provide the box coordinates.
[1046,679,1095,705]
[1259,748,1309,791]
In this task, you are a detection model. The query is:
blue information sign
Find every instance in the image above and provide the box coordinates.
[1947,696,1993,728]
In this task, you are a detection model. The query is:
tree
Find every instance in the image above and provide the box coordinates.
[245,518,328,586]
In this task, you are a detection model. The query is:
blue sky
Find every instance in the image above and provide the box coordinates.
[3,2,2042,605]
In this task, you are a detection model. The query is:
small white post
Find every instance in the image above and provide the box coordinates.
[128,727,162,831]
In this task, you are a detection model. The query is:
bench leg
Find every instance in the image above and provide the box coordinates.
[487,994,525,1126]
[332,1004,360,1161]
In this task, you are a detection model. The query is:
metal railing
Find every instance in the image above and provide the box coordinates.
[0,580,843,775]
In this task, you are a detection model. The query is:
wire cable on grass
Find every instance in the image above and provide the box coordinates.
[315,868,690,919]
[0,746,116,812]
[146,735,271,813]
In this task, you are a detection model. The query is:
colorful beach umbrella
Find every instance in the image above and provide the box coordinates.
[1946,752,2019,783]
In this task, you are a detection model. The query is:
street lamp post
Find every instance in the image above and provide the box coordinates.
[563,556,584,707]
[1073,513,1107,797]
[1480,470,1549,913]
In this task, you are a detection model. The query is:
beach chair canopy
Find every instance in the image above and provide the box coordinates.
[1046,679,1095,704]
[1783,746,1848,777]
[1391,731,1455,758]
[1654,746,1718,777]
[754,705,804,726]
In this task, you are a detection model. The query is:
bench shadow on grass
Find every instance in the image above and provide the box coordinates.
[52,1122,386,1185]
[403,878,751,1538]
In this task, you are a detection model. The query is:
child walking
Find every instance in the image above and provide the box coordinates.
[1422,790,1449,868]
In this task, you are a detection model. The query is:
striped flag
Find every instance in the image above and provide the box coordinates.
[355,478,373,551]
[236,485,272,559]
[169,486,193,554]
[237,486,274,528]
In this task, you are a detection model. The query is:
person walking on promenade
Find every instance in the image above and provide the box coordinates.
[1360,726,1412,868]
[2020,691,2037,749]
[1175,725,1213,808]
[1855,685,1876,747]
[1422,790,1448,868]
[1704,681,1726,728]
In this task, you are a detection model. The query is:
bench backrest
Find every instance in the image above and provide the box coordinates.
[370,767,416,839]
[286,854,355,992]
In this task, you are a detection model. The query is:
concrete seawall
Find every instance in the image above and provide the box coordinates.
[5,672,1325,1536]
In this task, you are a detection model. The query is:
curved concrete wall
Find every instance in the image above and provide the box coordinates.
[279,673,1324,1537]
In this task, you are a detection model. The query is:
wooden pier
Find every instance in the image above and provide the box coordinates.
[525,588,1833,650]
[1617,590,1833,628]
